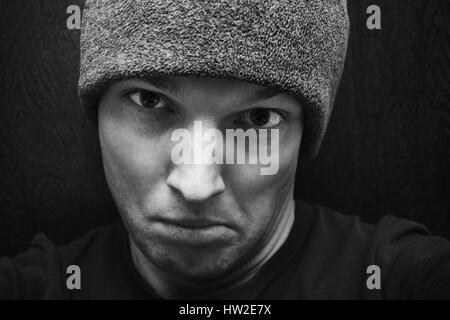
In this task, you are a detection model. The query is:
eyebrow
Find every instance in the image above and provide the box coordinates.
[143,77,284,105]
[144,77,180,94]
[242,87,285,105]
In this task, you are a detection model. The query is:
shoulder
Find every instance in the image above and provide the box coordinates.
[295,200,450,299]
[303,201,447,254]
[0,221,124,299]
[56,220,126,266]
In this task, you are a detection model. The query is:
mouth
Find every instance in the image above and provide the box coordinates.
[149,217,236,247]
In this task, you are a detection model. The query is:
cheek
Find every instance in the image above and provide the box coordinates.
[226,129,301,223]
[98,107,170,210]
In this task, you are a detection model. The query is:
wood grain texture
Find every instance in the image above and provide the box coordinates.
[296,0,450,235]
[0,0,449,256]
[0,0,118,256]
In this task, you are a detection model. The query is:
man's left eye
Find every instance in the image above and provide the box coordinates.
[245,108,284,128]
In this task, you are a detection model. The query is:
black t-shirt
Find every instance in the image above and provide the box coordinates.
[1,200,450,299]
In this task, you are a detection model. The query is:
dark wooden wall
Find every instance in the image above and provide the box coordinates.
[0,0,449,256]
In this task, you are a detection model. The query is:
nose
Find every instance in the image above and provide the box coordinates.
[167,163,225,202]
[166,120,226,202]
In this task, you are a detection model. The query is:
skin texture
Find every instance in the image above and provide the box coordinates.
[97,76,304,289]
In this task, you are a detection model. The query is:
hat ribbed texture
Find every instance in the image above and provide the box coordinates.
[79,0,350,158]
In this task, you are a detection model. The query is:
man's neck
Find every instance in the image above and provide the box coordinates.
[130,199,295,299]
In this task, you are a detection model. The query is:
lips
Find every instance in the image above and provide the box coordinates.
[149,217,235,246]
[156,217,229,229]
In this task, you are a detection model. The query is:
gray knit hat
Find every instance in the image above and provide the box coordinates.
[78,0,349,158]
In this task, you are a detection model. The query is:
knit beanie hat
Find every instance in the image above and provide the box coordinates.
[78,0,350,158]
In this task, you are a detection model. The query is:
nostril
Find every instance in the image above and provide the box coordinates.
[175,179,224,202]
[166,164,225,202]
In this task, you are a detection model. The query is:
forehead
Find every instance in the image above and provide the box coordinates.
[147,76,283,99]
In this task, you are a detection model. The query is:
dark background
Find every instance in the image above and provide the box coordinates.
[0,0,449,257]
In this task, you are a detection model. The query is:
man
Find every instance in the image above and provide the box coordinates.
[1,0,450,299]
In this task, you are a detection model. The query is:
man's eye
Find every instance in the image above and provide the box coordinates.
[128,90,166,109]
[245,108,284,128]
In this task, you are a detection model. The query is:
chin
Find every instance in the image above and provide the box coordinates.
[145,240,240,282]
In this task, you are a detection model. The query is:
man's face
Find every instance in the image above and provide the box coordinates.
[98,76,303,282]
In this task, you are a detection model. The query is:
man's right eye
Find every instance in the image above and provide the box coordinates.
[128,90,166,109]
